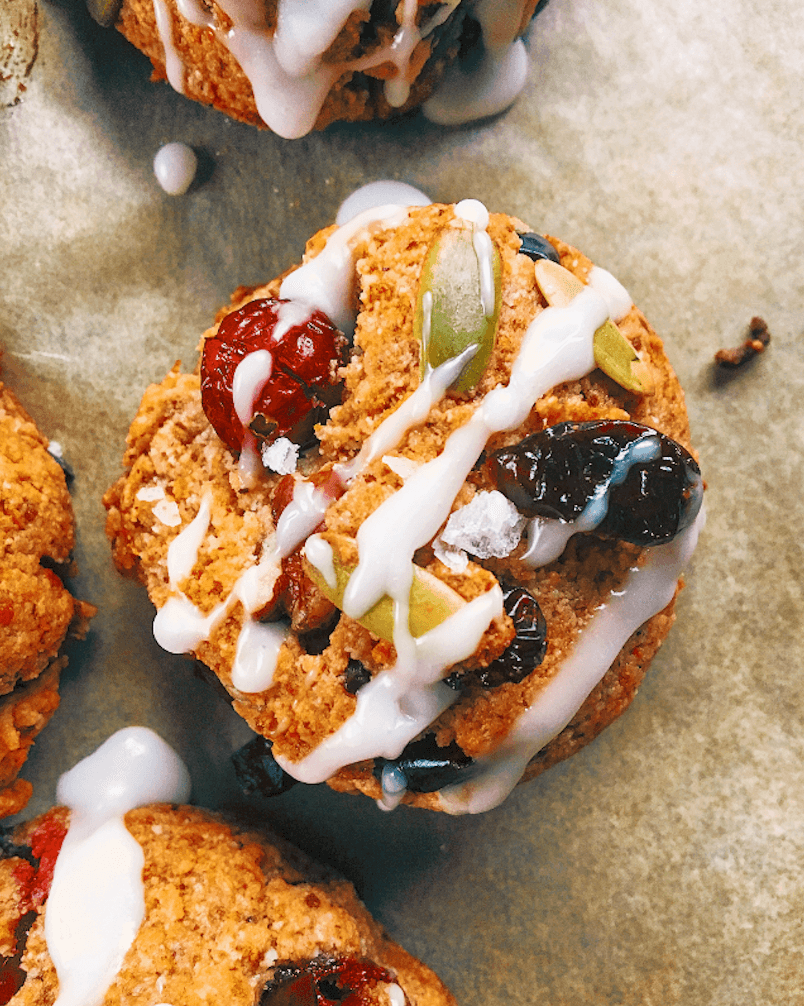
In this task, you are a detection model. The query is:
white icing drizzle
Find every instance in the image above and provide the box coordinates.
[335,180,431,227]
[279,203,410,332]
[304,533,337,590]
[233,350,273,426]
[151,0,185,93]
[150,0,530,138]
[46,729,191,1006]
[153,142,197,196]
[438,507,706,814]
[232,618,290,692]
[588,266,634,323]
[454,198,496,316]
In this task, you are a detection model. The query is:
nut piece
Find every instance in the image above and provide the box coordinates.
[533,259,646,394]
[414,225,502,393]
[304,541,465,641]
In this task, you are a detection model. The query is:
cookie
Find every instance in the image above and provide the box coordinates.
[104,198,704,814]
[0,727,455,1005]
[93,0,541,138]
[0,379,94,818]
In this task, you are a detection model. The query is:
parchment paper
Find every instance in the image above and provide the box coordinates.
[2,1,803,1002]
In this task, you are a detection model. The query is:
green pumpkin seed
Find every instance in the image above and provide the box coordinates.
[414,224,502,393]
[304,543,465,641]
[533,259,644,394]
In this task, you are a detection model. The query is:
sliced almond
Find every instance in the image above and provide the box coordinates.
[534,259,647,395]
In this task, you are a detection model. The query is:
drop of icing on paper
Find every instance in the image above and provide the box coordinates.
[335,180,431,226]
[153,142,198,195]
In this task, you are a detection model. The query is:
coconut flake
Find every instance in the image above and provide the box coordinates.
[261,437,299,475]
[153,499,182,527]
[436,490,525,560]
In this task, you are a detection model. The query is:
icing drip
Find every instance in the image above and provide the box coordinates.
[422,38,529,126]
[280,203,410,332]
[45,729,191,1006]
[438,507,706,814]
[152,0,185,93]
[153,493,288,692]
[588,266,633,323]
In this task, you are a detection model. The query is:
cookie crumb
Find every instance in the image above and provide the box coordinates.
[714,316,771,367]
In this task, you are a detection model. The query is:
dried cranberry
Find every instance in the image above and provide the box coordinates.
[374,734,474,794]
[448,585,547,689]
[200,298,347,454]
[260,956,395,1006]
[487,420,703,546]
[232,736,297,798]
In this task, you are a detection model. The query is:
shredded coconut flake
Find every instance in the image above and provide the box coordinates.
[436,490,525,560]
[262,437,299,475]
[382,454,420,480]
[136,485,166,503]
[153,498,182,527]
[433,538,469,574]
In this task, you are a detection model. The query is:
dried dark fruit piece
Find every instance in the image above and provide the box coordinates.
[487,420,703,547]
[449,585,547,689]
[260,956,395,1006]
[343,659,371,695]
[232,736,297,798]
[374,734,474,794]
[200,298,347,454]
[516,231,560,264]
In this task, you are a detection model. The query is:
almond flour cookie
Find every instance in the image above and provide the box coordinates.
[0,728,455,1006]
[0,378,94,818]
[104,199,704,815]
[89,0,541,138]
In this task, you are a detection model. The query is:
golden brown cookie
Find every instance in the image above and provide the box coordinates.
[96,0,541,138]
[104,201,703,814]
[0,380,94,817]
[0,803,455,1005]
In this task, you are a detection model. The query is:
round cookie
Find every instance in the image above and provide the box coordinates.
[0,378,94,818]
[104,200,703,814]
[95,0,542,138]
[0,728,455,1005]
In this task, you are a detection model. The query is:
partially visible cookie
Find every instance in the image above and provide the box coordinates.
[0,377,94,817]
[0,728,455,1005]
[99,0,541,138]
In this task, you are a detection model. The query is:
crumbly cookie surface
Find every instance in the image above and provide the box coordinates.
[1,804,455,1005]
[104,203,699,811]
[113,0,539,135]
[0,382,94,817]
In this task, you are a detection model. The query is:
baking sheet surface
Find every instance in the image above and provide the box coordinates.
[2,1,804,1002]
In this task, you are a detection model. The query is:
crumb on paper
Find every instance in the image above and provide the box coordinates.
[715,316,771,367]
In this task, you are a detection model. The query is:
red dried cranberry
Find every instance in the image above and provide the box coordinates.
[487,420,703,546]
[200,298,347,454]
